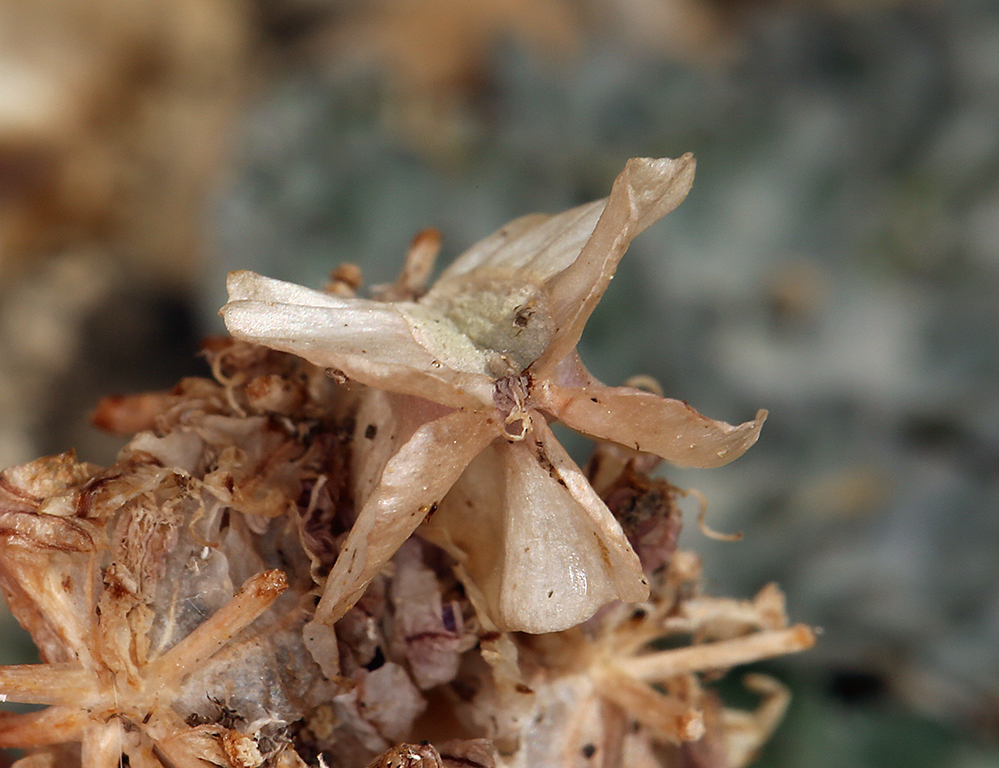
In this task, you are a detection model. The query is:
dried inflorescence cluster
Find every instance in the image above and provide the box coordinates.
[0,156,813,768]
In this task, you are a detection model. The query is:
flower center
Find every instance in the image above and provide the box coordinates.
[493,373,533,440]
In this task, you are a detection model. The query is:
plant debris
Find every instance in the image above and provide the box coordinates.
[0,157,813,767]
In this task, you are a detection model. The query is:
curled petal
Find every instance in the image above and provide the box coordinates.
[534,155,696,375]
[222,271,493,408]
[541,382,767,468]
[314,409,495,626]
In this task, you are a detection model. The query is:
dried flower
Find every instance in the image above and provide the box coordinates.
[0,338,808,767]
[0,349,342,768]
[221,155,766,634]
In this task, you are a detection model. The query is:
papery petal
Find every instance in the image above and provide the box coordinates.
[417,443,506,619]
[313,409,495,626]
[540,382,767,468]
[222,271,493,409]
[534,155,696,375]
[426,419,647,633]
[352,391,456,512]
[429,208,602,286]
[501,419,649,631]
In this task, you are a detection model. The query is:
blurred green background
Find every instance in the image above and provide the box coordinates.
[2,0,998,765]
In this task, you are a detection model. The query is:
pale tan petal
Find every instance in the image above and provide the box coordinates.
[430,212,585,283]
[225,269,349,307]
[534,155,696,375]
[501,419,648,630]
[314,409,495,626]
[540,381,767,468]
[427,419,647,634]
[417,443,507,619]
[222,271,493,409]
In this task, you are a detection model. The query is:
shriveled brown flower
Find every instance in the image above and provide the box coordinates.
[0,346,342,768]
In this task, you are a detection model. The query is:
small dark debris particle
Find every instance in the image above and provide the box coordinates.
[515,683,534,694]
[590,397,599,403]
[547,590,554,598]
[364,424,377,439]
[581,744,597,759]
[828,670,886,704]
[364,646,386,672]
[514,305,534,328]
[441,603,457,633]
[423,501,439,523]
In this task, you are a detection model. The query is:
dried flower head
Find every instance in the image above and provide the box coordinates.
[0,338,810,768]
[221,155,766,634]
[0,348,343,768]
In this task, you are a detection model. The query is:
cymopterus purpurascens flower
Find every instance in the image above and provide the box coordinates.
[221,155,767,634]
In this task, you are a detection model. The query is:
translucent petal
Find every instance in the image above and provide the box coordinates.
[534,155,696,375]
[221,271,493,409]
[541,381,767,468]
[425,419,647,634]
[429,207,603,287]
[314,409,495,626]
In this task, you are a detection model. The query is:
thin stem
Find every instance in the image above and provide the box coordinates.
[0,663,95,707]
[614,625,816,683]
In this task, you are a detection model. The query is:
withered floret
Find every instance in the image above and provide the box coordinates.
[221,155,766,634]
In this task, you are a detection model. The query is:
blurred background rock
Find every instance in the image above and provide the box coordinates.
[2,0,998,765]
